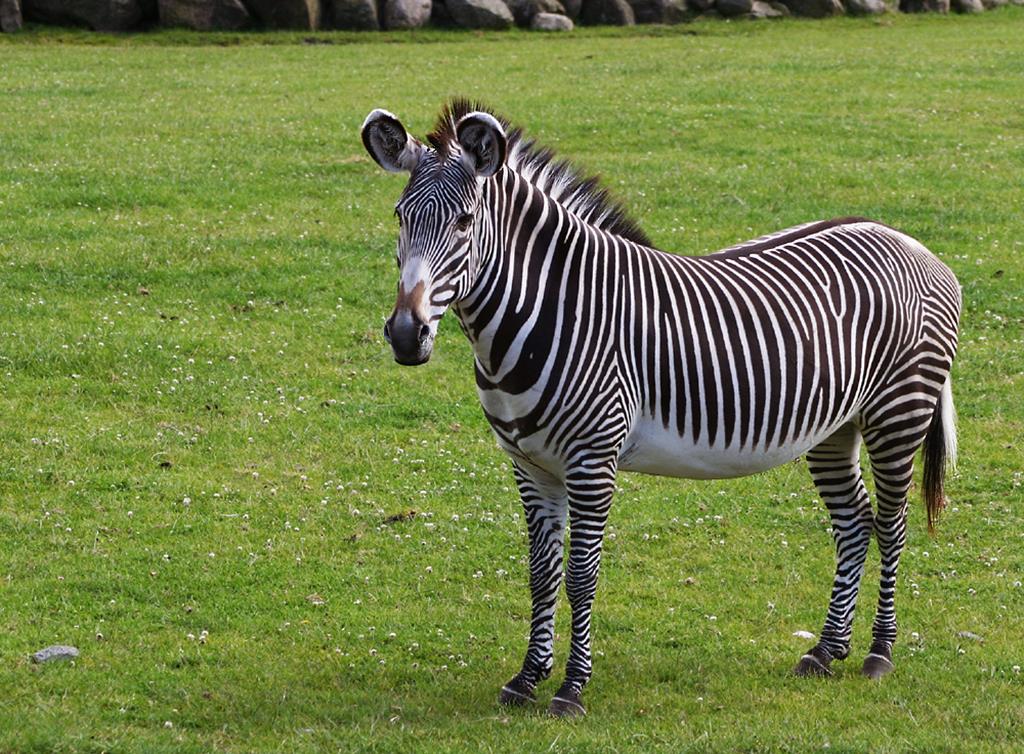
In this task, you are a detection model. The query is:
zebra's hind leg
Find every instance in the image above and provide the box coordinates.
[499,462,568,707]
[795,423,874,678]
[859,422,926,680]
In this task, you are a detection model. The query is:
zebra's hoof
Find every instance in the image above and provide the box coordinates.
[793,648,834,677]
[498,675,537,707]
[861,653,895,680]
[548,689,586,718]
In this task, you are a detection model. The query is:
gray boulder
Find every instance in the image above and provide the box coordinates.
[750,0,785,14]
[663,0,688,18]
[383,0,431,26]
[898,0,949,9]
[950,0,983,8]
[23,0,151,30]
[330,0,379,27]
[509,0,564,25]
[846,0,886,12]
[561,0,582,15]
[980,0,1006,6]
[777,0,842,14]
[431,0,455,23]
[243,0,322,28]
[580,0,635,23]
[158,0,251,28]
[531,9,574,24]
[626,0,668,21]
[687,0,713,10]
[717,0,751,13]
[447,0,513,27]
[1,0,22,32]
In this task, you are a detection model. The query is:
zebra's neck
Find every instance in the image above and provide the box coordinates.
[453,166,634,385]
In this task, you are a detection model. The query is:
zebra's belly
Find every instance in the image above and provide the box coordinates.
[618,417,834,480]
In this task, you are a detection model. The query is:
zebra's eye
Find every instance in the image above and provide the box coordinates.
[455,213,473,232]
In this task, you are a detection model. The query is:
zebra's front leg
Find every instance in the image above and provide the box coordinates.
[796,423,874,677]
[548,465,616,718]
[498,463,568,707]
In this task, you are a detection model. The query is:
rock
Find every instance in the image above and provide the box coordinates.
[980,0,1005,6]
[158,0,251,28]
[509,0,564,25]
[687,0,713,10]
[430,0,455,23]
[717,0,751,14]
[846,0,886,13]
[446,0,513,27]
[663,0,689,18]
[31,645,80,663]
[23,0,151,30]
[1,0,22,31]
[749,0,784,14]
[957,631,984,642]
[777,0,841,15]
[579,0,635,24]
[531,9,574,24]
[243,0,322,28]
[561,0,582,15]
[626,0,669,21]
[898,0,949,10]
[383,0,431,27]
[329,0,379,27]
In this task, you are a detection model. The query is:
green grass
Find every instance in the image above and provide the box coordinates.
[1,10,1023,752]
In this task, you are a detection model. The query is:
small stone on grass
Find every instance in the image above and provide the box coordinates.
[31,645,79,664]
[957,631,984,643]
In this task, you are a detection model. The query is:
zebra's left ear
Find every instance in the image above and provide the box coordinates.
[455,112,507,179]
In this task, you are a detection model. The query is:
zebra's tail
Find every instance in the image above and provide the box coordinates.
[922,375,957,534]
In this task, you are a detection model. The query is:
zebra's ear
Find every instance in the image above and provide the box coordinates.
[361,109,424,173]
[455,112,507,179]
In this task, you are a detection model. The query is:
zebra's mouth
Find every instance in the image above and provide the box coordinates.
[393,351,431,367]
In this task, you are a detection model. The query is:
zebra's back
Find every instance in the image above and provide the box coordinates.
[616,219,960,479]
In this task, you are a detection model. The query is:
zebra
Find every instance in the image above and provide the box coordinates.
[360,100,961,718]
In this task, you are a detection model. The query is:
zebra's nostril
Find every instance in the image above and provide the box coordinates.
[418,324,431,343]
[383,322,392,344]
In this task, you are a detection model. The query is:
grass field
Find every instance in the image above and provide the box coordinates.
[1,10,1023,753]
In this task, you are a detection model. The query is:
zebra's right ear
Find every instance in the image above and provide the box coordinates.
[361,109,424,173]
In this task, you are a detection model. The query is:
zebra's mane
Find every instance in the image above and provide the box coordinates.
[428,99,651,247]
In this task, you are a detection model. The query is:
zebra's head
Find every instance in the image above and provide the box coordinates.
[361,107,507,366]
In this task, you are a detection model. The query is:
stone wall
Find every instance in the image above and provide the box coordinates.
[2,0,1020,33]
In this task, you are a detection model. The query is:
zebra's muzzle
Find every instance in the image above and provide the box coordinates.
[383,308,433,366]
